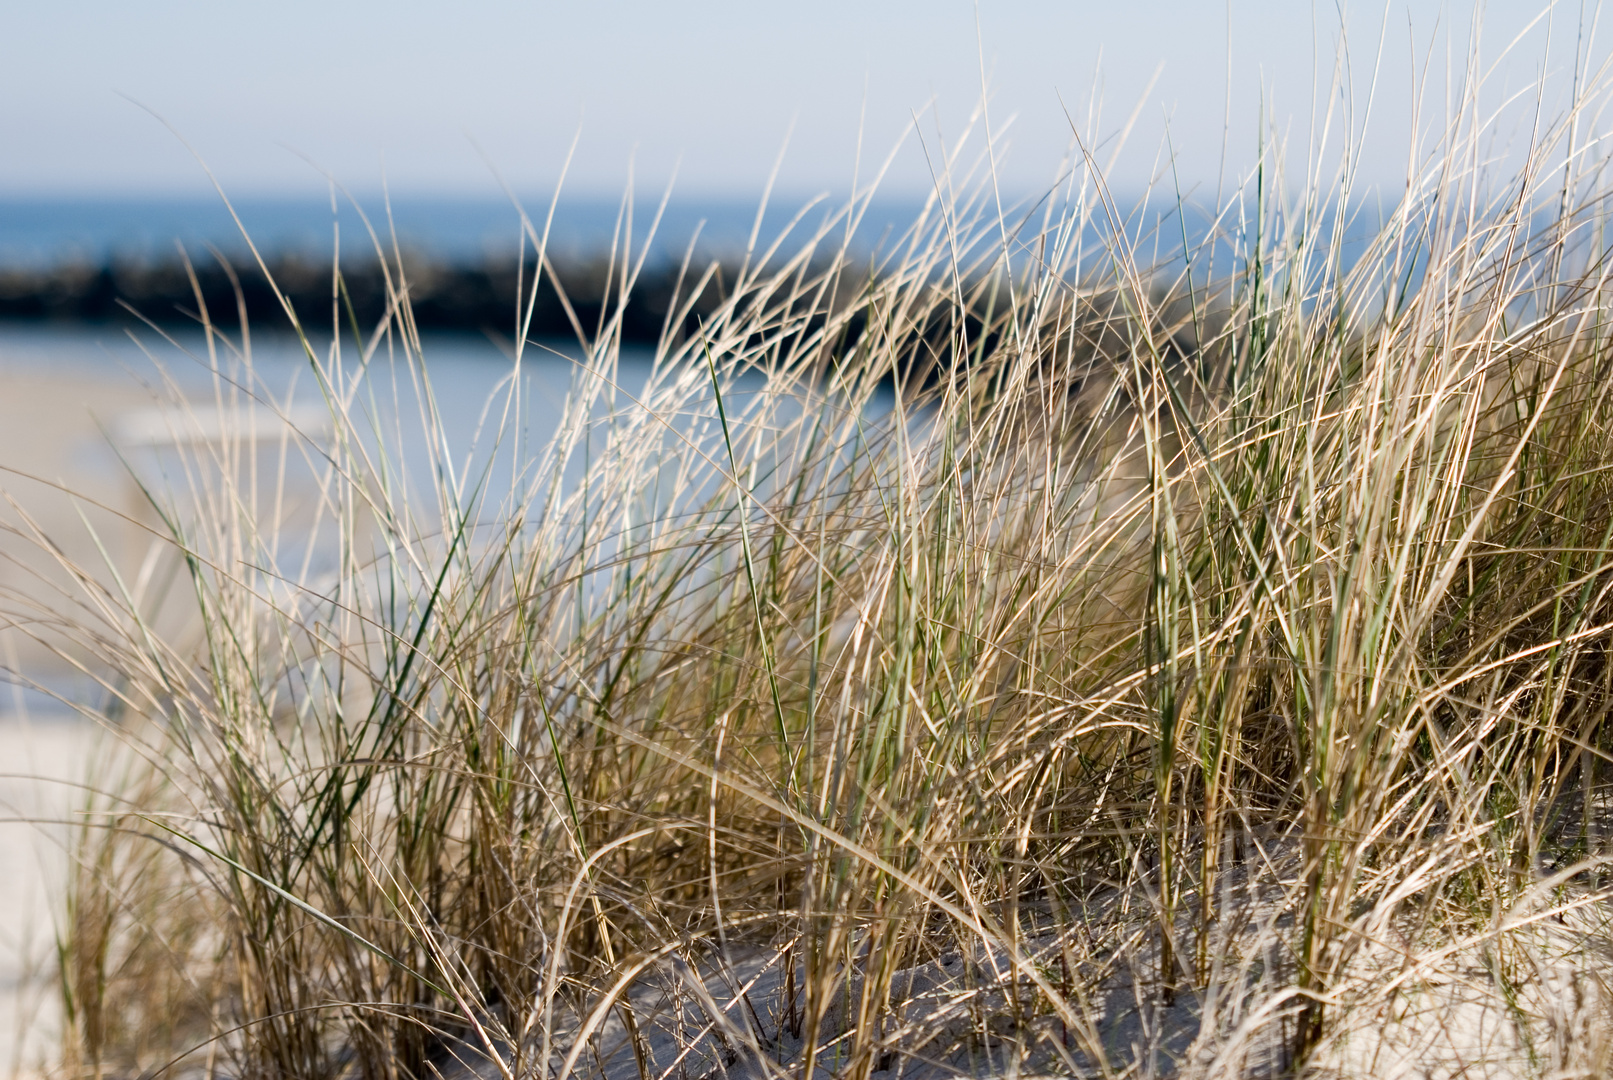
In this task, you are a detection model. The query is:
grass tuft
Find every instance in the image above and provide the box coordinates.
[30,47,1613,1080]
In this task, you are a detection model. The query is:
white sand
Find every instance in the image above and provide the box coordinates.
[0,718,95,1079]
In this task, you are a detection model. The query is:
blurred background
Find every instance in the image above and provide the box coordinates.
[0,1,1598,263]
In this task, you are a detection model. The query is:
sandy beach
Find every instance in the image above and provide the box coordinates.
[0,719,95,1077]
[0,357,179,1075]
[0,342,315,1076]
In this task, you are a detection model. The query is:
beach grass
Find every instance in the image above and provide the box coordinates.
[30,44,1613,1080]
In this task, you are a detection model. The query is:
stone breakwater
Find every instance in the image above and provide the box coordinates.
[0,252,730,342]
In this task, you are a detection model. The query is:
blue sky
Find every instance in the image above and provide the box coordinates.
[0,2,1597,201]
